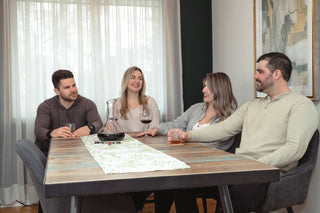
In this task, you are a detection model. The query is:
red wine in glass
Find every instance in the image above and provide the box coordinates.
[139,105,153,135]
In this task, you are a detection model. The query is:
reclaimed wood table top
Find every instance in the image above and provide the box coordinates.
[44,134,279,198]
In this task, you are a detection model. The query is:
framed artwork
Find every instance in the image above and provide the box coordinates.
[254,0,315,99]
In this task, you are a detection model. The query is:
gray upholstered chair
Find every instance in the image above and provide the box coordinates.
[201,130,319,213]
[256,129,319,213]
[16,139,136,213]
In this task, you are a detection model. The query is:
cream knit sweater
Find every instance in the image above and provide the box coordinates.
[191,92,318,173]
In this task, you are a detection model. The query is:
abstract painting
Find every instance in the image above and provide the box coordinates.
[254,0,314,98]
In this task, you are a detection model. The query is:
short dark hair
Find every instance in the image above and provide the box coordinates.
[52,69,74,89]
[256,52,292,82]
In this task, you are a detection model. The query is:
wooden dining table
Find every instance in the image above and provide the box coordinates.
[44,134,279,213]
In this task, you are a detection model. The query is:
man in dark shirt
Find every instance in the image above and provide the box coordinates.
[35,69,103,156]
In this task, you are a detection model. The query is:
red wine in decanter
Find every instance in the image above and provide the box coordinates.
[140,119,152,124]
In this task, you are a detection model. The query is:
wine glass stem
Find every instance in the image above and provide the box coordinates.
[144,124,149,137]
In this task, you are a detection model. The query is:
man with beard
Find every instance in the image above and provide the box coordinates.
[167,52,318,213]
[35,69,103,156]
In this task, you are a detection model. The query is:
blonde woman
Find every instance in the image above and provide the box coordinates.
[114,66,160,131]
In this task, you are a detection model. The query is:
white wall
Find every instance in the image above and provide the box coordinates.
[212,0,254,106]
[211,0,320,212]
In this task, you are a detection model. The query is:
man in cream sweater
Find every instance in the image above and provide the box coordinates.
[170,52,318,213]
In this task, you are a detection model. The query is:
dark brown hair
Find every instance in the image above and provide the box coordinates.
[52,69,74,89]
[256,52,292,82]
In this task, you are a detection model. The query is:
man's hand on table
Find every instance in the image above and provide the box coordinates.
[72,126,90,137]
[51,125,91,138]
[167,129,191,144]
[50,127,73,138]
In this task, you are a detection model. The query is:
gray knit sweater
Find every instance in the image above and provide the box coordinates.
[157,102,233,151]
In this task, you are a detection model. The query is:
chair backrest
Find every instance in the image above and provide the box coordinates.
[258,129,319,212]
[227,132,242,154]
[16,139,47,197]
[16,139,70,213]
[298,130,319,167]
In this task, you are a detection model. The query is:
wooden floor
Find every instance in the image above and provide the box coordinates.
[0,198,217,213]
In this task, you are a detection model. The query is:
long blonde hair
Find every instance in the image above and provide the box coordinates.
[204,72,237,121]
[120,66,148,119]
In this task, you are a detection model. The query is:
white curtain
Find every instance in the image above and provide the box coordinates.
[0,0,183,206]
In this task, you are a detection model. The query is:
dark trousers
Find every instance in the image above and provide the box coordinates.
[155,190,175,213]
[167,183,269,213]
[130,190,174,213]
[129,191,151,211]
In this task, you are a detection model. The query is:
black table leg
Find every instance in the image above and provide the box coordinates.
[70,196,82,213]
[218,185,234,213]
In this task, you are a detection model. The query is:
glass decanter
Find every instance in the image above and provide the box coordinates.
[98,99,125,141]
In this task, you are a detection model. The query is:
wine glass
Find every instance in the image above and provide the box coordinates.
[139,104,153,136]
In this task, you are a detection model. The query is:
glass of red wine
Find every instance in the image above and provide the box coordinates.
[139,104,153,136]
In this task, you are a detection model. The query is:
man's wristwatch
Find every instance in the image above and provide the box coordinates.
[47,129,53,139]
[87,124,95,134]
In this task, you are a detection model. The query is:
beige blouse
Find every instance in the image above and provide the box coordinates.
[113,96,160,132]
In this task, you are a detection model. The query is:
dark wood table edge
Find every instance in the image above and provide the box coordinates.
[45,169,279,198]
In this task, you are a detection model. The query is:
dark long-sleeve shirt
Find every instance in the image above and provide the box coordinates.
[35,95,103,155]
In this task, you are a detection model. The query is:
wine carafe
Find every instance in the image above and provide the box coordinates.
[98,99,125,141]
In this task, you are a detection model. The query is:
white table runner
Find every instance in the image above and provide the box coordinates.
[81,134,190,174]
